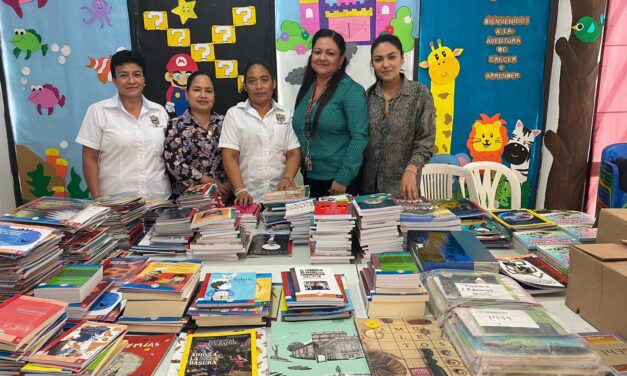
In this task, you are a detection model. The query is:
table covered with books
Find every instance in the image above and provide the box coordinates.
[0,187,623,376]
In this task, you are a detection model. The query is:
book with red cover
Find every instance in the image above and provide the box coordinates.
[233,203,261,216]
[0,295,67,350]
[102,257,148,285]
[102,333,176,376]
[314,202,352,219]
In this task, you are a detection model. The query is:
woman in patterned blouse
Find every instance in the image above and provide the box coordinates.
[361,34,436,200]
[163,71,230,199]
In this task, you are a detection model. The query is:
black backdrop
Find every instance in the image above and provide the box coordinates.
[127,0,276,115]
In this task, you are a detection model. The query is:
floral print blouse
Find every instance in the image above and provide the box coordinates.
[164,109,225,196]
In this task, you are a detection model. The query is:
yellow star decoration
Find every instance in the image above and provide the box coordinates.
[171,0,197,25]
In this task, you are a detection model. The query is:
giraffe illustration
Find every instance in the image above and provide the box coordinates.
[419,39,463,154]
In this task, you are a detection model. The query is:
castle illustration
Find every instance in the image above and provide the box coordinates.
[300,0,396,44]
[289,331,364,362]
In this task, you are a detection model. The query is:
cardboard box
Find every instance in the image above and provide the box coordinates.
[597,209,627,244]
[566,243,627,339]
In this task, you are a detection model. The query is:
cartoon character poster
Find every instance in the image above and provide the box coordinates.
[127,0,276,116]
[418,0,554,208]
[0,0,131,202]
[275,0,420,110]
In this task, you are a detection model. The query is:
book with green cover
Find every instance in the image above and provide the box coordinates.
[40,265,102,287]
[269,319,370,375]
[370,251,418,274]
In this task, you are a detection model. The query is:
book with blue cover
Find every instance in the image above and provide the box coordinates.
[195,272,257,308]
[269,319,370,375]
[407,230,499,272]
[434,198,486,218]
[0,222,59,257]
[353,193,400,212]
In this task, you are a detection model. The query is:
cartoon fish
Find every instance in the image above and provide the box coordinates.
[28,84,66,116]
[10,28,48,60]
[2,0,48,19]
[572,14,605,43]
[86,55,112,84]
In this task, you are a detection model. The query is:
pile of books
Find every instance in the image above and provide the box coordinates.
[359,251,429,317]
[188,207,246,261]
[512,229,580,253]
[176,183,221,209]
[310,200,355,263]
[59,227,117,264]
[247,233,292,257]
[489,208,555,231]
[188,272,272,326]
[96,193,146,249]
[233,203,261,228]
[260,186,310,233]
[558,224,597,243]
[285,199,315,245]
[142,197,176,226]
[536,245,570,278]
[407,230,499,272]
[435,198,486,222]
[497,254,568,293]
[0,295,67,374]
[117,260,201,333]
[23,321,128,375]
[460,216,511,248]
[281,266,354,321]
[537,209,597,243]
[421,269,537,319]
[352,193,403,259]
[34,264,104,305]
[397,199,461,241]
[133,207,195,255]
[443,305,605,375]
[0,222,64,300]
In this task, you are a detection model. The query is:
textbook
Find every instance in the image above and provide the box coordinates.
[195,272,257,308]
[101,333,176,376]
[121,260,201,299]
[34,264,103,303]
[0,222,59,257]
[102,257,148,286]
[489,209,555,230]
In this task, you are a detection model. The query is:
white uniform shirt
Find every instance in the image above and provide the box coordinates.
[75,94,172,199]
[218,100,300,201]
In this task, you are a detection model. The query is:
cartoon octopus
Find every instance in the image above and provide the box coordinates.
[81,0,112,29]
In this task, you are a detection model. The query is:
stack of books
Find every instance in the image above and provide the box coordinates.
[558,224,597,243]
[281,266,354,321]
[133,207,195,255]
[60,227,117,264]
[352,193,403,259]
[460,217,511,248]
[233,203,261,228]
[142,197,176,227]
[397,198,461,236]
[310,200,355,263]
[96,193,146,249]
[247,233,292,257]
[0,222,64,300]
[536,209,596,226]
[512,229,580,253]
[188,207,246,261]
[260,186,310,233]
[422,269,537,319]
[435,198,487,222]
[0,295,67,374]
[536,245,570,278]
[497,254,568,293]
[285,199,315,245]
[176,183,221,209]
[117,260,201,333]
[489,209,555,231]
[24,321,128,375]
[443,305,604,375]
[407,230,499,272]
[34,264,103,304]
[359,251,429,317]
[188,272,272,326]
[102,257,148,287]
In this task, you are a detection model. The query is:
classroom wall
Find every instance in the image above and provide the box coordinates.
[0,85,16,213]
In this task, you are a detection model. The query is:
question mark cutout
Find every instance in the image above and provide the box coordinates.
[215,60,238,78]
[167,28,190,47]
[233,6,256,26]
[191,43,215,62]
[212,25,236,44]
[144,11,168,30]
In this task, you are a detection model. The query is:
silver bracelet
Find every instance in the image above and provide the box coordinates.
[234,188,248,195]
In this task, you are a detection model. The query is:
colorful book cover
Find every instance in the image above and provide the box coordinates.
[247,234,292,256]
[191,208,236,228]
[270,319,369,375]
[490,209,554,228]
[579,332,627,374]
[537,210,596,226]
[460,218,509,238]
[196,272,257,306]
[37,264,102,289]
[290,267,343,298]
[371,251,419,274]
[255,273,272,305]
[157,207,196,222]
[233,203,261,216]
[0,222,58,256]
[178,330,257,376]
[434,198,485,218]
[122,260,201,293]
[102,258,149,285]
[355,317,470,376]
[83,291,124,320]
[180,183,217,198]
[354,193,399,211]
[558,224,597,241]
[514,230,579,248]
[498,255,566,289]
[261,186,310,202]
[408,231,498,272]
[314,202,351,217]
[536,245,570,273]
[69,280,113,311]
[101,333,176,376]
[30,321,127,368]
[0,295,67,347]
[1,197,100,227]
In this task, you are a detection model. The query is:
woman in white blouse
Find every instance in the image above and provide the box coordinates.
[76,50,171,199]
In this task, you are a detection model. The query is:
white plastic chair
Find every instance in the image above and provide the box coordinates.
[420,163,480,203]
[464,161,522,210]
